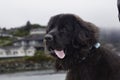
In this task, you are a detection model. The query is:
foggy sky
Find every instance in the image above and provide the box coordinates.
[0,0,119,29]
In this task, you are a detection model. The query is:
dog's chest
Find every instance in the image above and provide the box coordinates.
[66,65,97,80]
[66,62,112,80]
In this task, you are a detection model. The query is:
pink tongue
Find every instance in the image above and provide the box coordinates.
[54,50,65,59]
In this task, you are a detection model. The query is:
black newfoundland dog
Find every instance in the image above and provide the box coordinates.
[45,14,120,80]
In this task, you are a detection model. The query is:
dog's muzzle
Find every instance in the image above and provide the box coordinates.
[44,34,53,42]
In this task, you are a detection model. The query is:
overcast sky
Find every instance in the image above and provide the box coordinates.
[0,0,119,29]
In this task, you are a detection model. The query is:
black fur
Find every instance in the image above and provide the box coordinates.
[45,14,120,80]
[118,0,120,21]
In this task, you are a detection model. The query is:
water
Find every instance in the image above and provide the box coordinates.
[0,70,66,80]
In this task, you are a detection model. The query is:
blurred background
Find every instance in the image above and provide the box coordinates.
[0,0,119,80]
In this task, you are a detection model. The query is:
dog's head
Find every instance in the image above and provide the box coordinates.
[45,14,99,60]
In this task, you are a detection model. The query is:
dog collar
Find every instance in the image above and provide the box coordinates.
[89,42,101,50]
[79,42,101,63]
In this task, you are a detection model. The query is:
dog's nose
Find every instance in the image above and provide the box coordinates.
[44,34,53,41]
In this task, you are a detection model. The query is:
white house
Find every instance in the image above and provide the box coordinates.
[0,32,13,37]
[0,46,36,58]
[0,48,7,57]
[13,34,45,50]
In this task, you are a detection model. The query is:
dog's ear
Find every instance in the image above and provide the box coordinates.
[73,20,99,48]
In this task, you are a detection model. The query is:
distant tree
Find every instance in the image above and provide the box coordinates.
[31,24,42,29]
[13,29,29,37]
[9,21,46,37]
[2,27,7,31]
[26,21,31,26]
[24,21,31,32]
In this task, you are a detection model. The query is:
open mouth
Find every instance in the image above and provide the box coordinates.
[48,47,65,59]
[54,50,65,59]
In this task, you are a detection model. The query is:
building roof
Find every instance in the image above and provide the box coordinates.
[30,27,46,32]
[0,45,34,50]
[24,34,45,40]
[14,34,45,42]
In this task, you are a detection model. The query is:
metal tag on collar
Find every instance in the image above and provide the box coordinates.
[94,42,101,49]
